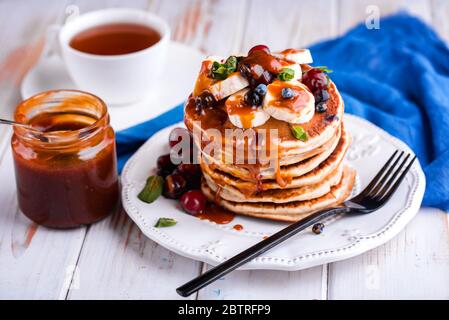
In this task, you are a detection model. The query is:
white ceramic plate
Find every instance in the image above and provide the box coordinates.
[121,115,426,271]
[21,41,204,131]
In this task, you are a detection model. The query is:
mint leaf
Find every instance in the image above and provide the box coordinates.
[290,125,308,142]
[225,56,237,71]
[138,175,163,203]
[277,68,295,81]
[154,217,177,228]
[211,61,228,80]
[211,56,238,80]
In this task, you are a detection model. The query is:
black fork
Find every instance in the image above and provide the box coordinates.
[176,150,416,297]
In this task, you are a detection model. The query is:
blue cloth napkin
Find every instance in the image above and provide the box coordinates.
[309,13,449,211]
[116,13,449,211]
[116,102,184,171]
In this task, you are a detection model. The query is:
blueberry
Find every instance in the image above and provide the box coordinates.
[254,84,267,96]
[244,90,262,106]
[314,89,330,103]
[312,223,324,235]
[316,101,327,113]
[281,87,294,99]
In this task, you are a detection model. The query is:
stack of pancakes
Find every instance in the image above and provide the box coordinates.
[185,72,355,222]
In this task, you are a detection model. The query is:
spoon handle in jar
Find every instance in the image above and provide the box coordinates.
[0,118,32,129]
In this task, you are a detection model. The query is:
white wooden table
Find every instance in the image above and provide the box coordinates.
[0,0,448,300]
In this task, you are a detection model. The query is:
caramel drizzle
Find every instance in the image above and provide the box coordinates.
[214,185,223,203]
[274,158,292,188]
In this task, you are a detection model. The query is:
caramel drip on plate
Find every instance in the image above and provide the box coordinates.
[198,203,235,224]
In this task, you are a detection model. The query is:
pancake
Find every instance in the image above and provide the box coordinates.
[195,124,339,167]
[201,166,356,222]
[185,80,344,154]
[203,161,344,203]
[200,122,348,183]
[200,122,349,194]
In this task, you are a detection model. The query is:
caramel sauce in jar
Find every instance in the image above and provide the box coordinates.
[11,90,119,228]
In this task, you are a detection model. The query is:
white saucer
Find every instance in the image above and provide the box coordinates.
[21,42,204,131]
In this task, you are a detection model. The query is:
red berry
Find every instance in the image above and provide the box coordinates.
[180,190,207,215]
[169,127,191,148]
[177,163,201,178]
[163,173,187,199]
[248,44,270,55]
[302,68,329,93]
[157,154,176,177]
[175,164,202,189]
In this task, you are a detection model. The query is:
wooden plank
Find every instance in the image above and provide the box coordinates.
[329,0,449,299]
[198,0,338,300]
[431,0,449,43]
[328,208,449,299]
[153,0,248,54]
[242,0,338,51]
[72,0,150,12]
[197,264,327,300]
[0,0,67,154]
[430,0,449,299]
[67,209,203,299]
[67,0,249,300]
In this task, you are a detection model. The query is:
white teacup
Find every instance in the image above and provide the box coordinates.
[58,8,170,105]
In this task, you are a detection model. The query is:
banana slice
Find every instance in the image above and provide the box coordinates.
[262,80,315,124]
[209,72,249,101]
[193,56,249,100]
[226,88,270,129]
[273,49,313,65]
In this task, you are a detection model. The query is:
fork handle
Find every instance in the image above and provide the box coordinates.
[176,206,350,297]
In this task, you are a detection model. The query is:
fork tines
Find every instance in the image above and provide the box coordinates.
[367,150,416,202]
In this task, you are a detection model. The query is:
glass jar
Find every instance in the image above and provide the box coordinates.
[12,90,119,228]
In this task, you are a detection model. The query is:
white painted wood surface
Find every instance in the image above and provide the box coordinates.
[0,0,448,300]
